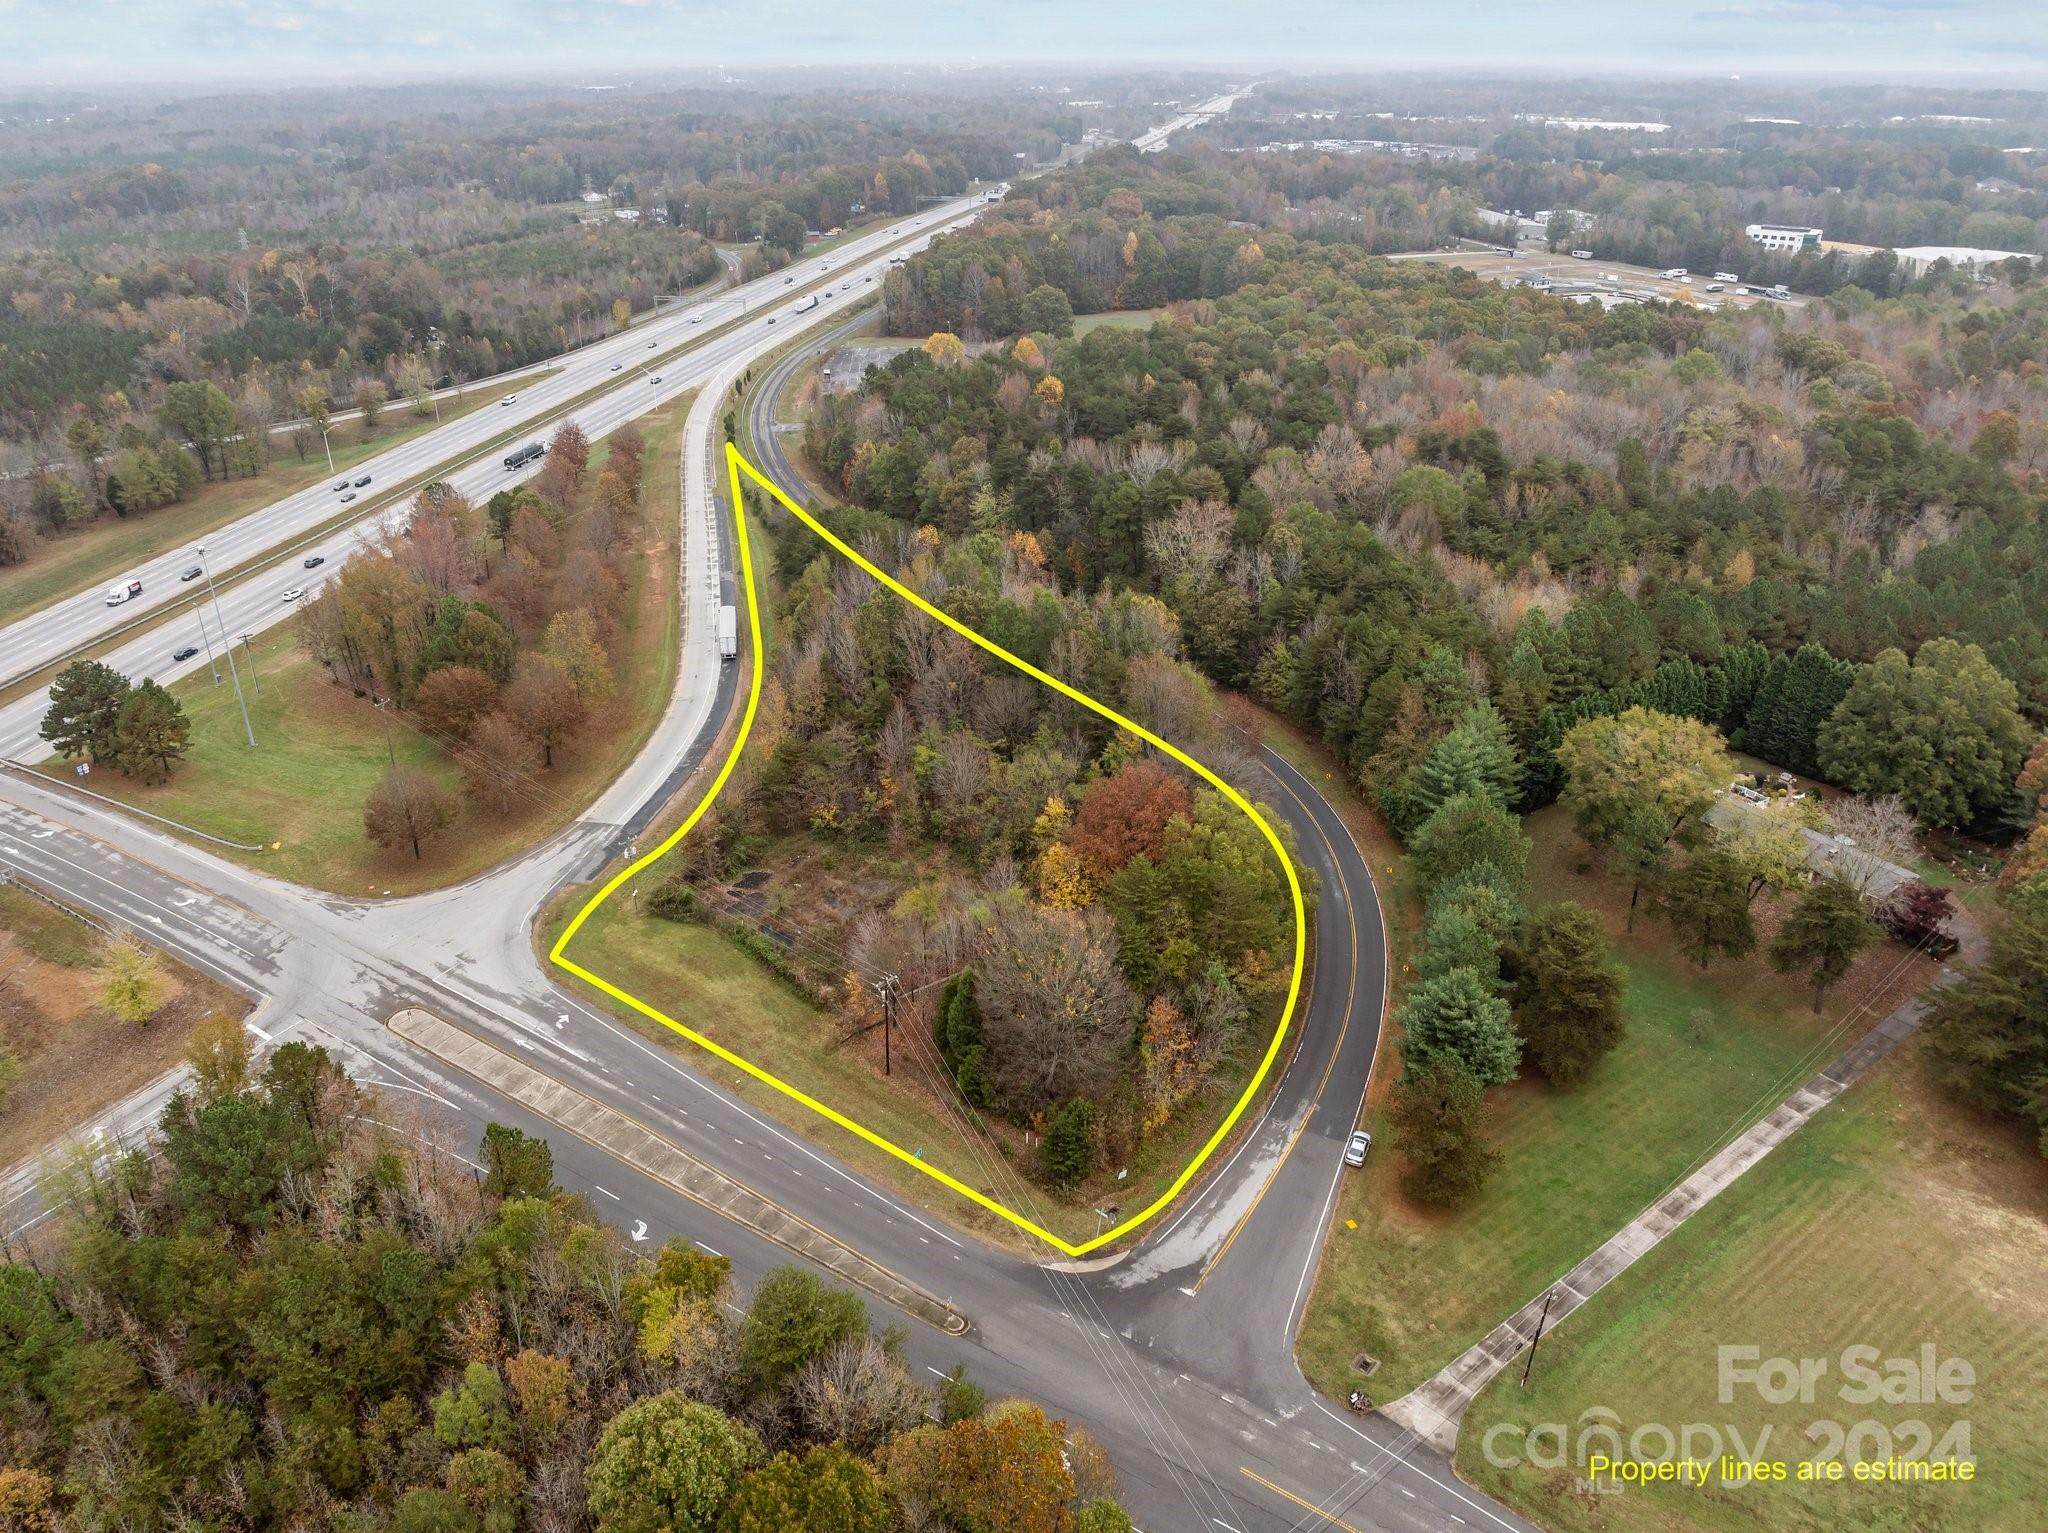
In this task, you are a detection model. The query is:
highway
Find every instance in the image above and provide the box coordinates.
[0,83,1536,1532]
[0,196,994,763]
[0,194,986,696]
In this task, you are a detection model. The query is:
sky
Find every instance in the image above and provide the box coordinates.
[2,0,2044,84]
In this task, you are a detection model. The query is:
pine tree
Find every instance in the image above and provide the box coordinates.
[40,660,132,764]
[1769,875,1879,1011]
[1495,639,1552,750]
[1744,643,1855,776]
[1649,845,1757,969]
[1388,1054,1501,1207]
[1513,903,1626,1085]
[1396,966,1520,1086]
[1416,701,1522,815]
[1408,793,1531,902]
[112,680,190,784]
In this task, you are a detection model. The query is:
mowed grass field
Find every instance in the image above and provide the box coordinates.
[0,373,539,630]
[1294,805,1943,1403]
[47,395,690,896]
[1454,1038,2048,1532]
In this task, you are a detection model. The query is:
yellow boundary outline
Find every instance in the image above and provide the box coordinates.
[549,440,1306,1258]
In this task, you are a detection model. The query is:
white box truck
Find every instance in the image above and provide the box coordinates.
[716,604,738,661]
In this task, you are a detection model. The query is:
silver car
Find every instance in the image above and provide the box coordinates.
[1343,1131,1372,1168]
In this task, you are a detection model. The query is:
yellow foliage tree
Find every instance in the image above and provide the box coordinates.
[1138,995,1201,1133]
[1036,842,1096,910]
[1033,374,1065,407]
[922,331,966,367]
[1012,334,1045,370]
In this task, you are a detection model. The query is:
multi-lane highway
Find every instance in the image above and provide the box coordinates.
[0,196,993,761]
[0,82,1539,1532]
[0,195,986,699]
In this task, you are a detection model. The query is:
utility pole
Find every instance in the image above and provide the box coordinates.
[871,972,899,1076]
[239,633,260,696]
[319,427,335,476]
[1522,1288,1559,1389]
[194,545,256,749]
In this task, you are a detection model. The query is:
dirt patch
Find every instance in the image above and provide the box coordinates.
[0,890,249,1172]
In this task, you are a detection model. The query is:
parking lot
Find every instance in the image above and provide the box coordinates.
[1393,240,1804,312]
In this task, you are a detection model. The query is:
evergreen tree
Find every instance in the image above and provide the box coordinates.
[934,969,980,1073]
[1769,875,1880,1011]
[1923,881,2048,1154]
[1743,643,1856,776]
[1495,638,1552,750]
[1396,966,1520,1086]
[112,680,190,784]
[1716,640,1772,734]
[480,1123,554,1199]
[1041,1100,1096,1187]
[1648,845,1757,969]
[1388,1054,1501,1206]
[1513,903,1626,1085]
[39,660,132,764]
[1416,701,1521,816]
[1408,793,1531,903]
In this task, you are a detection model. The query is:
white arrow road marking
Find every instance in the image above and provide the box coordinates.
[629,1220,649,1242]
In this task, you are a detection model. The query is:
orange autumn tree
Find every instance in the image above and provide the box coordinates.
[1066,759,1193,877]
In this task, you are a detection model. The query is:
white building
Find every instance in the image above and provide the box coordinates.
[1745,223,1823,253]
[1893,245,2038,278]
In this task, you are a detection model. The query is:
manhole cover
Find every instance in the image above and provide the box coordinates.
[1351,1354,1380,1377]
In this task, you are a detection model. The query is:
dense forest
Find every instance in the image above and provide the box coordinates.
[0,1036,1135,1530]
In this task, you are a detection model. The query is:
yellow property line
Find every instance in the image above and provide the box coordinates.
[1238,1466,1364,1532]
[548,439,1307,1258]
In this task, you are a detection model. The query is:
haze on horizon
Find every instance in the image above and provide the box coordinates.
[3,0,2045,88]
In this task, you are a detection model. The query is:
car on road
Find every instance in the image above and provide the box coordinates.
[332,479,350,491]
[353,474,371,487]
[501,394,518,406]
[783,275,794,285]
[1344,1131,1373,1168]
[649,374,662,384]
[689,314,702,325]
[303,554,326,569]
[172,645,199,662]
[282,587,306,603]
[180,565,203,582]
[340,491,357,502]
[647,339,657,347]
[610,362,622,371]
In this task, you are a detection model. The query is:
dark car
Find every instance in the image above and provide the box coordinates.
[172,645,199,662]
[179,565,203,582]
[303,554,326,570]
[353,474,372,488]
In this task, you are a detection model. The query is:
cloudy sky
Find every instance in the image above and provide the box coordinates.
[4,0,2043,83]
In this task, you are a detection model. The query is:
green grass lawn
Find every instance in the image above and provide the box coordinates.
[0,373,538,631]
[48,395,690,897]
[1294,806,1941,1403]
[1071,308,1164,335]
[1454,1038,2048,1532]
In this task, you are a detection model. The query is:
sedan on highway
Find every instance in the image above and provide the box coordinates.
[303,554,326,570]
[282,587,306,604]
[647,339,657,348]
[501,395,518,406]
[332,480,350,492]
[180,565,203,582]
[610,363,622,372]
[172,645,199,662]
[353,474,372,487]
[340,491,357,503]
[1344,1131,1373,1168]
[649,374,662,384]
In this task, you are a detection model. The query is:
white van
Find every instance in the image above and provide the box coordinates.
[1662,267,1688,279]
[1569,249,1594,260]
[105,577,143,606]
[1713,271,1741,283]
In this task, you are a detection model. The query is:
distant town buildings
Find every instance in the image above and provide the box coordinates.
[1745,222,1824,253]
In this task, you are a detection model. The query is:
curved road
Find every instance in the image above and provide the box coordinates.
[0,112,1534,1532]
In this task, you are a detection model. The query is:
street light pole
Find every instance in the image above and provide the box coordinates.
[239,633,260,696]
[192,598,221,684]
[320,427,335,475]
[194,544,256,749]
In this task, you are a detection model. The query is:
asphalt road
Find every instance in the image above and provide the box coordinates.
[0,196,995,763]
[0,85,1536,1531]
[0,192,994,698]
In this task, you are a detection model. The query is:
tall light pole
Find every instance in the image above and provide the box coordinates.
[319,426,335,476]
[239,633,261,696]
[193,544,256,749]
[191,597,221,684]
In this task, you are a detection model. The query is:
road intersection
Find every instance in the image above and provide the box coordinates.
[0,86,1538,1532]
